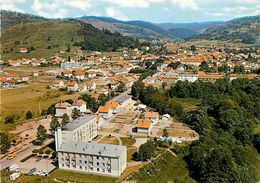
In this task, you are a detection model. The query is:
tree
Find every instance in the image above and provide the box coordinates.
[162,128,168,137]
[117,83,126,92]
[136,140,155,161]
[71,108,80,120]
[253,133,260,153]
[79,93,99,112]
[168,61,182,69]
[25,111,33,119]
[199,61,210,71]
[62,113,70,126]
[162,82,167,89]
[5,116,14,124]
[131,81,145,100]
[190,45,196,52]
[36,125,47,145]
[66,44,70,52]
[50,117,60,134]
[0,132,10,154]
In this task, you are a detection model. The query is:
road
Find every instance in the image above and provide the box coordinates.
[0,139,53,170]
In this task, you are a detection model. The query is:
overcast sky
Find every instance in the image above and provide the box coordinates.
[1,0,260,23]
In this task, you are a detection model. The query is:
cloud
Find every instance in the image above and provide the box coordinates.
[0,0,26,12]
[61,0,93,10]
[205,4,260,20]
[170,0,199,10]
[163,7,171,12]
[104,0,150,8]
[31,0,68,18]
[105,7,129,20]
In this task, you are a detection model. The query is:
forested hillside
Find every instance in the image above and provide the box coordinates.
[1,11,140,57]
[132,78,260,182]
[196,15,260,45]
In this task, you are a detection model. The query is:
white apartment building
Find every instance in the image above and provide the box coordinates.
[55,142,127,177]
[55,116,127,177]
[55,116,97,144]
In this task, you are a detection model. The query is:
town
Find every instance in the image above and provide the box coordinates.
[1,5,260,183]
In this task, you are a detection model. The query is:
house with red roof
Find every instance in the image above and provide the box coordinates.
[136,119,153,134]
[66,81,78,91]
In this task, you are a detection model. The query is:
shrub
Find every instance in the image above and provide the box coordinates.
[5,116,14,124]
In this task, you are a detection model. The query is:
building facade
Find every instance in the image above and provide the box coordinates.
[55,116,127,177]
[56,116,97,143]
[56,142,127,177]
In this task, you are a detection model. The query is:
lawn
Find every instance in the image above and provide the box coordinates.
[99,136,120,145]
[120,137,136,148]
[127,148,138,162]
[1,169,116,183]
[171,97,201,112]
[128,151,197,183]
[1,83,80,131]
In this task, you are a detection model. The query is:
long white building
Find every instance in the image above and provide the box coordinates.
[55,116,127,177]
[55,116,97,144]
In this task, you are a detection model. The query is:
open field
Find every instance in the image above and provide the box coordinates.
[120,137,136,147]
[171,97,201,111]
[128,150,197,183]
[99,136,120,145]
[1,83,80,131]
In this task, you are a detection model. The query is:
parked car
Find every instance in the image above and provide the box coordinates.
[28,167,37,175]
[36,156,42,162]
[34,170,41,176]
[9,172,21,180]
[52,157,58,164]
[40,170,47,176]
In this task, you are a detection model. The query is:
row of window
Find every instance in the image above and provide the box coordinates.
[61,164,112,173]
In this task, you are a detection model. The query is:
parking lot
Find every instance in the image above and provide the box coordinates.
[17,157,56,175]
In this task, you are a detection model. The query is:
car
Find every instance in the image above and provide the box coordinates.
[34,170,41,176]
[28,167,37,175]
[39,170,47,176]
[52,157,58,164]
[36,156,42,162]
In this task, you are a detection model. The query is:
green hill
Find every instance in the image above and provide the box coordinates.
[1,10,46,29]
[195,15,260,45]
[127,151,197,183]
[79,16,167,40]
[1,12,140,60]
[167,28,198,39]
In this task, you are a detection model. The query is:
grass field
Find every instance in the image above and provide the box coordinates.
[99,136,120,145]
[120,137,136,148]
[1,83,80,131]
[128,151,197,183]
[171,97,201,112]
[127,148,138,162]
[1,169,116,183]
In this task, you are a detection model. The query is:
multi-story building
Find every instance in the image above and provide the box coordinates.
[55,116,127,177]
[55,116,97,143]
[55,142,127,177]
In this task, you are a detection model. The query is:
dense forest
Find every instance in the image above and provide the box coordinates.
[131,78,260,182]
[78,22,140,51]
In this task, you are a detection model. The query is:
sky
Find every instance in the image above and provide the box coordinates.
[1,0,260,23]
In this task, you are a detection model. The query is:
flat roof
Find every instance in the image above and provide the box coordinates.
[111,94,132,103]
[62,116,96,131]
[59,141,126,158]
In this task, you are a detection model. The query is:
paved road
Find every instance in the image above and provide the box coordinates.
[0,145,35,170]
[0,140,53,170]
